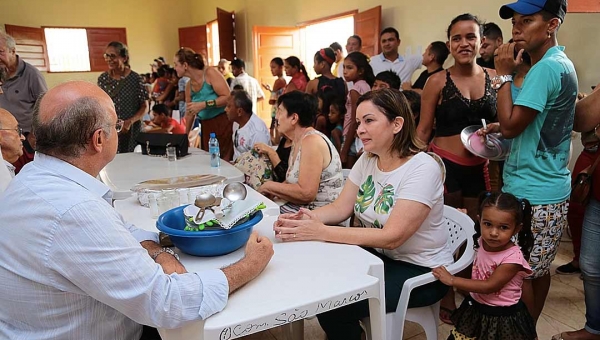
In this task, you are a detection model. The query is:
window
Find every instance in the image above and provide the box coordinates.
[3,24,127,73]
[44,28,91,72]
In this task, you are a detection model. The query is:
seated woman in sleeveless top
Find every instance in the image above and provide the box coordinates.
[258,91,343,213]
[417,13,497,218]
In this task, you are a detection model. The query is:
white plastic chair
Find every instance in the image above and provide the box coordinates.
[363,205,475,339]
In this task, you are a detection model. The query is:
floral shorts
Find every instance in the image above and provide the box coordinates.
[528,200,569,279]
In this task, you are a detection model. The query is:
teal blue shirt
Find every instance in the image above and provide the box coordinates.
[503,46,577,205]
[190,81,223,120]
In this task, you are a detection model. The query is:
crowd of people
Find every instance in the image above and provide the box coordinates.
[0,0,599,339]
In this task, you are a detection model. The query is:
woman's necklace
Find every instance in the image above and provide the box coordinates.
[378,156,409,172]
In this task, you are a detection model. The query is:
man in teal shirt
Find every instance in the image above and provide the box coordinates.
[487,0,576,328]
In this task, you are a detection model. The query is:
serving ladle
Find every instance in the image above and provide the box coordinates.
[481,119,495,148]
[222,182,248,210]
[194,193,217,223]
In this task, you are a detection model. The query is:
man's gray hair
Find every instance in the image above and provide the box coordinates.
[0,31,16,50]
[33,94,112,158]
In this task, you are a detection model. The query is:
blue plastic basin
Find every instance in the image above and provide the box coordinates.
[156,206,263,256]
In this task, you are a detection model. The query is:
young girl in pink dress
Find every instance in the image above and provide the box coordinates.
[433,192,537,340]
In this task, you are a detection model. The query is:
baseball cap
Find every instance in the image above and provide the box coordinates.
[499,0,567,22]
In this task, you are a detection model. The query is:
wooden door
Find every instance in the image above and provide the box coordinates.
[217,8,235,61]
[179,25,208,61]
[4,24,49,71]
[252,26,300,124]
[354,6,381,57]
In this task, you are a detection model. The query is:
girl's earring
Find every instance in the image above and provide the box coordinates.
[547,31,551,38]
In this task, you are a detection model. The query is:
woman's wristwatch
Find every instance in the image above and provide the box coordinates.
[150,247,180,261]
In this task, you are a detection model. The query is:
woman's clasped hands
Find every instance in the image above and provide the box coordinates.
[273,208,325,242]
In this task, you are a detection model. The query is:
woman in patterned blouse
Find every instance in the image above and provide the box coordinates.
[98,41,148,153]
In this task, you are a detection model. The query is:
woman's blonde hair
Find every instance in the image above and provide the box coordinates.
[357,88,426,158]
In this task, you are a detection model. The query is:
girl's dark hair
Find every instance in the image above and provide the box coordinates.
[271,57,284,66]
[175,47,205,70]
[276,91,318,127]
[285,56,310,83]
[317,86,338,116]
[357,88,425,157]
[314,47,336,67]
[107,41,130,67]
[474,192,534,260]
[152,103,171,117]
[345,52,375,87]
[446,13,484,40]
[330,97,347,117]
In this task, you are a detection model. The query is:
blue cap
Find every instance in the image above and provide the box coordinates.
[499,0,567,22]
[210,132,216,138]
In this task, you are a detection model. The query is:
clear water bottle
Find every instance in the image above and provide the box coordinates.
[209,132,220,167]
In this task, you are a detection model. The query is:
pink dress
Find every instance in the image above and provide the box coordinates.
[343,80,371,138]
[470,238,533,307]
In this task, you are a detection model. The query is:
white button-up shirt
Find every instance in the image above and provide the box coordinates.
[0,153,229,340]
[370,53,423,84]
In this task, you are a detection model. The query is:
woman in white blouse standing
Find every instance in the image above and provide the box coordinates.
[274,88,453,340]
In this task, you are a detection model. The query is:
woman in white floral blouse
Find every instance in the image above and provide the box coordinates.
[274,88,454,340]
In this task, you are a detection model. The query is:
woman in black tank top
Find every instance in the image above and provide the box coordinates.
[417,14,497,214]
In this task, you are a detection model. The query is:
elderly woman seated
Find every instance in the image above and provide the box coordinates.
[258,91,343,213]
[274,89,454,340]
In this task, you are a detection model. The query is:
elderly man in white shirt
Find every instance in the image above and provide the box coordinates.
[0,81,274,340]
[0,108,24,179]
[225,90,271,161]
[229,59,265,113]
[369,27,422,84]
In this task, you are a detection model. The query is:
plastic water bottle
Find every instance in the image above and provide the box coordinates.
[209,132,220,167]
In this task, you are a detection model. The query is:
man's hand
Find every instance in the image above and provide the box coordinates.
[401,82,413,91]
[244,232,274,274]
[222,232,274,293]
[494,42,522,76]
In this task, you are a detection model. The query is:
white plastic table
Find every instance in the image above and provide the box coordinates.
[100,149,244,200]
[114,191,386,340]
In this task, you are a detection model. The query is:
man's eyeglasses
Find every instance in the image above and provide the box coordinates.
[103,53,118,60]
[115,119,124,133]
[0,127,23,137]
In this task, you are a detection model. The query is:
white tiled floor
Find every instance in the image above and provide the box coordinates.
[238,236,585,340]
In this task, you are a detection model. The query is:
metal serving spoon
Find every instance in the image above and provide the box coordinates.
[222,182,248,210]
[194,193,217,223]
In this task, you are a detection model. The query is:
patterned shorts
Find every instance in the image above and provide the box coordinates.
[528,200,569,279]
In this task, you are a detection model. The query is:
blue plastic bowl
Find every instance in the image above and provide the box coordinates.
[156,206,263,257]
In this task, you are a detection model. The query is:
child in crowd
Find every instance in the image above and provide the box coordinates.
[316,87,337,137]
[328,98,345,154]
[372,70,401,91]
[433,192,537,340]
[340,52,375,168]
[401,90,422,125]
[144,104,186,134]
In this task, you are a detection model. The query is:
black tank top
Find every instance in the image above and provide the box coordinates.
[317,76,346,99]
[434,69,497,137]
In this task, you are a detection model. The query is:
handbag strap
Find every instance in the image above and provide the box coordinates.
[590,152,600,173]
